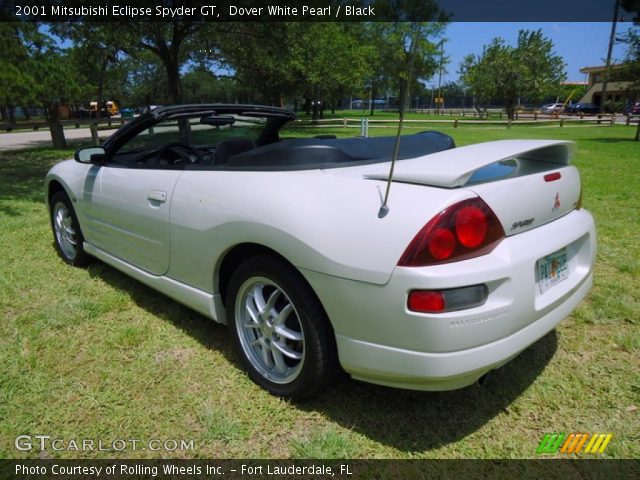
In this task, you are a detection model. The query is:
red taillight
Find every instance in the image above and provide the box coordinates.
[455,205,487,248]
[398,197,505,267]
[408,285,489,313]
[428,228,456,260]
[408,291,445,313]
[544,172,562,182]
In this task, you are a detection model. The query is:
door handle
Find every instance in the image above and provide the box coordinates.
[147,190,167,203]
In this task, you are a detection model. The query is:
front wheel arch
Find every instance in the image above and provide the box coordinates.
[49,190,91,267]
[47,179,67,206]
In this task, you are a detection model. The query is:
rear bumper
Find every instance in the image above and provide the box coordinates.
[336,272,592,390]
[303,209,596,391]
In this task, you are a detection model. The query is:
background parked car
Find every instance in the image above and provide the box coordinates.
[72,107,90,119]
[565,103,599,115]
[541,103,564,114]
[630,102,640,116]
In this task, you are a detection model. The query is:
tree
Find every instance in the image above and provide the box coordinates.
[0,24,40,123]
[54,16,213,104]
[461,30,566,119]
[438,81,469,108]
[219,23,297,106]
[52,23,124,115]
[612,27,640,140]
[0,24,84,147]
[34,49,84,148]
[371,0,447,117]
[221,23,373,117]
[359,24,391,116]
[119,22,211,103]
[383,23,446,115]
[288,23,372,118]
[361,23,444,116]
[182,68,242,104]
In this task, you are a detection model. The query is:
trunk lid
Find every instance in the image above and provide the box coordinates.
[364,140,581,235]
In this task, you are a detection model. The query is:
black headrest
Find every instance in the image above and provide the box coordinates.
[215,138,255,164]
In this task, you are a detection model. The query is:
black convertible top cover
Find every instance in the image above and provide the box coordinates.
[225,131,455,170]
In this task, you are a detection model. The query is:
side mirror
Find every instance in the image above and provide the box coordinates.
[75,147,106,165]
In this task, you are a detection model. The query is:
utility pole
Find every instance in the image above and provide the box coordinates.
[600,0,620,113]
[436,39,445,115]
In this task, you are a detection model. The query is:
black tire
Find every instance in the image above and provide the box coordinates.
[49,191,91,267]
[226,255,338,399]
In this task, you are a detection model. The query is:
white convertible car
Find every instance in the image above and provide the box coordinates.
[46,104,596,399]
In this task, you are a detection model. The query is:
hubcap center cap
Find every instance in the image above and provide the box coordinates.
[261,324,272,336]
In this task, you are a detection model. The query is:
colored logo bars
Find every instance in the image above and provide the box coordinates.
[536,433,613,455]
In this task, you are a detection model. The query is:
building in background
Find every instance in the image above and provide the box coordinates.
[578,64,633,107]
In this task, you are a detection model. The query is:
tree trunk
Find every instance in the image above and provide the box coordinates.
[178,118,191,143]
[505,100,516,120]
[161,48,183,103]
[24,106,31,121]
[96,56,109,117]
[370,85,378,116]
[47,104,67,149]
[8,106,16,124]
[311,88,320,121]
[398,84,406,120]
[635,120,639,142]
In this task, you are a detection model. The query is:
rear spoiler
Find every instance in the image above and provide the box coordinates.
[364,140,575,188]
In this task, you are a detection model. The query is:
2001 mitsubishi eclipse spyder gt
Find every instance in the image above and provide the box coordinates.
[45,104,596,399]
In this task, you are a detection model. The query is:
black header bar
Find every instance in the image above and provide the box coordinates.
[0,0,637,22]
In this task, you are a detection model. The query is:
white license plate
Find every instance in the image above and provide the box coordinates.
[537,247,569,294]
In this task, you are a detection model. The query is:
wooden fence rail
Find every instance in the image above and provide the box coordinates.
[294,115,619,131]
[1,117,127,132]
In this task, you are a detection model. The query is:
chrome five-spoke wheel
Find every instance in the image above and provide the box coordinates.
[53,201,77,260]
[49,191,91,267]
[235,277,305,384]
[226,255,338,399]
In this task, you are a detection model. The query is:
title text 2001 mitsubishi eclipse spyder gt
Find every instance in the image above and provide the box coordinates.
[45,104,596,399]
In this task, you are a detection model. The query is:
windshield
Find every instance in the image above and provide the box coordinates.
[117,114,270,154]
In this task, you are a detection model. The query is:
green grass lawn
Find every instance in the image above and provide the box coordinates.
[0,125,638,459]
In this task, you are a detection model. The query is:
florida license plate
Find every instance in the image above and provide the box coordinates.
[537,247,569,294]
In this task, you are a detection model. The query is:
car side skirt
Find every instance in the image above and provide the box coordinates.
[83,242,226,323]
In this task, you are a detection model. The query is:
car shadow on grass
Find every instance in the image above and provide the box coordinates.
[0,148,80,204]
[87,259,557,453]
[85,260,231,354]
[304,332,557,452]
[0,144,98,202]
[587,137,639,143]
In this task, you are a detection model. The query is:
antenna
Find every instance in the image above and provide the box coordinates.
[377,111,404,218]
[378,25,422,219]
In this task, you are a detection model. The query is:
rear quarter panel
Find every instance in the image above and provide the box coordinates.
[167,169,475,291]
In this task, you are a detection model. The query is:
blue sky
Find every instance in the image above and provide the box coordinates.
[441,22,635,85]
